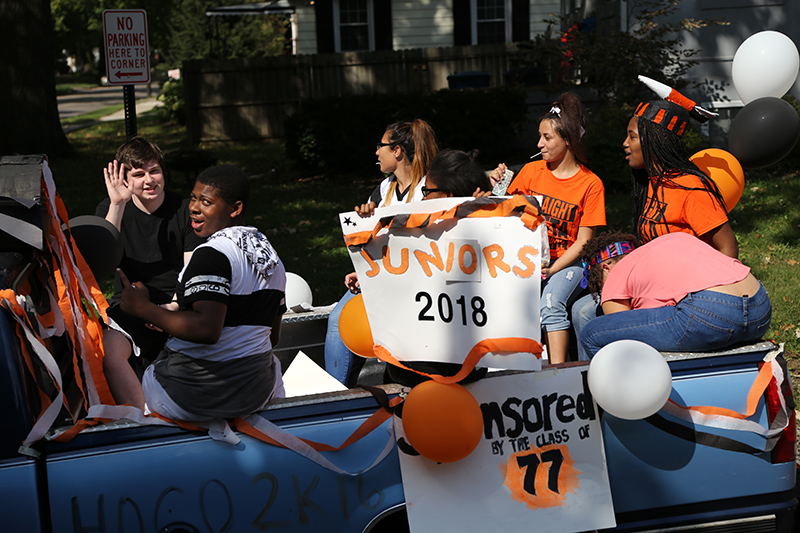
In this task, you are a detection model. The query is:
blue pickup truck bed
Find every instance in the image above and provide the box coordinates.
[0,301,796,532]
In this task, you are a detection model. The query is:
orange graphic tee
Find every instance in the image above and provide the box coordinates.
[508,161,605,259]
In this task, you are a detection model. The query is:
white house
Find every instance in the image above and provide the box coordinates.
[293,1,563,55]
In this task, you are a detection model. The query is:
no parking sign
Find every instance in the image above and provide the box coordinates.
[102,10,150,85]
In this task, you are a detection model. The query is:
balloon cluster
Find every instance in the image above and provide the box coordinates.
[728,31,800,169]
[682,32,799,209]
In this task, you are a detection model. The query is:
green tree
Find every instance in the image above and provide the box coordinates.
[51,0,174,74]
[168,0,288,64]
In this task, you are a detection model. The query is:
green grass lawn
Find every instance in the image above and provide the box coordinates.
[49,111,800,386]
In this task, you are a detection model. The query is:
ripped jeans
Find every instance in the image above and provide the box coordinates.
[541,264,585,333]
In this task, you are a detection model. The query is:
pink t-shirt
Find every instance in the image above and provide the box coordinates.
[601,232,751,309]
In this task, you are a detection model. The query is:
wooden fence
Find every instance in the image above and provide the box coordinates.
[183,43,532,144]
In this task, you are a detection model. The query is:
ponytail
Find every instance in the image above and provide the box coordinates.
[539,92,589,165]
[384,119,439,204]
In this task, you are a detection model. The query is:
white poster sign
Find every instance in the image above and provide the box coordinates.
[395,366,616,532]
[339,196,546,371]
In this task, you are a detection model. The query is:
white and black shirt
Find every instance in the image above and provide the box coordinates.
[165,226,287,362]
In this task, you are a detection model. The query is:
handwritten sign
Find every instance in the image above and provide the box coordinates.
[339,197,546,371]
[395,366,616,532]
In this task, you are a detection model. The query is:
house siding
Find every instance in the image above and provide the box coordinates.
[392,0,453,49]
[296,4,318,55]
[296,1,564,55]
[531,1,561,36]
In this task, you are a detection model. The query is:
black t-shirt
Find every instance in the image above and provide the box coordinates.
[96,190,204,306]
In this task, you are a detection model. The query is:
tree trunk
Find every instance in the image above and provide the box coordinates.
[0,0,72,158]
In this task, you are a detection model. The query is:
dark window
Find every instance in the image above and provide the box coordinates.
[339,0,370,51]
[476,0,507,44]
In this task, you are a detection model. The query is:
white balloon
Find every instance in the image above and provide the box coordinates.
[587,340,672,420]
[285,272,313,308]
[732,31,800,104]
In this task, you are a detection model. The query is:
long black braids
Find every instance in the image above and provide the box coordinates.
[632,116,727,234]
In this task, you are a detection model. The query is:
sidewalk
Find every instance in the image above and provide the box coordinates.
[58,82,162,133]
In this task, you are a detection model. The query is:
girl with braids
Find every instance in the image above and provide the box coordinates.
[577,231,770,358]
[355,119,438,217]
[326,119,438,386]
[572,79,740,360]
[490,92,606,364]
[624,85,738,257]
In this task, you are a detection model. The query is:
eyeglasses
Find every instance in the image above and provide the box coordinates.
[421,186,443,197]
[376,142,393,150]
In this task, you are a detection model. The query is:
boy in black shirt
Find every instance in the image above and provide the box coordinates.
[98,137,204,408]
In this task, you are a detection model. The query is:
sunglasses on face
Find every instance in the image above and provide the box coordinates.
[421,186,444,197]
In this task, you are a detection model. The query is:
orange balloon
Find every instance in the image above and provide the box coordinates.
[402,381,483,463]
[690,148,745,212]
[338,294,376,358]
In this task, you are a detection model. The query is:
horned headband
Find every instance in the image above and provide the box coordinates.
[636,75,718,137]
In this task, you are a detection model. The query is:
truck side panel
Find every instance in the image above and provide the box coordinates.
[603,350,795,514]
[45,412,405,532]
[0,457,46,532]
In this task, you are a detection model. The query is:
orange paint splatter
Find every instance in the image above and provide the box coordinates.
[500,443,581,509]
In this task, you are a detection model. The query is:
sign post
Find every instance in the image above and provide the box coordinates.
[102,10,150,139]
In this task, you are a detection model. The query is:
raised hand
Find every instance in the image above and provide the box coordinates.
[104,160,133,207]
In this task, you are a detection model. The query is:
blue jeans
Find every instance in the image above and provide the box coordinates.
[580,284,772,358]
[571,293,601,361]
[324,290,357,385]
[541,265,585,332]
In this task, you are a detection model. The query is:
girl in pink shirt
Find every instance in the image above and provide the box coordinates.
[579,232,770,357]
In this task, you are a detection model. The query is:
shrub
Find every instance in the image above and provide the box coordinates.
[157,77,185,124]
[516,0,728,104]
[284,87,528,176]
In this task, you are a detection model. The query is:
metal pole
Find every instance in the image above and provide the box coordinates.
[123,85,138,139]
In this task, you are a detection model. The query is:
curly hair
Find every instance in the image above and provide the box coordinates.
[196,164,250,216]
[579,231,638,299]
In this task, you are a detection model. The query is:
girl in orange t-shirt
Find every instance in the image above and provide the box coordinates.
[490,92,606,364]
[623,99,738,258]
[574,94,740,362]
